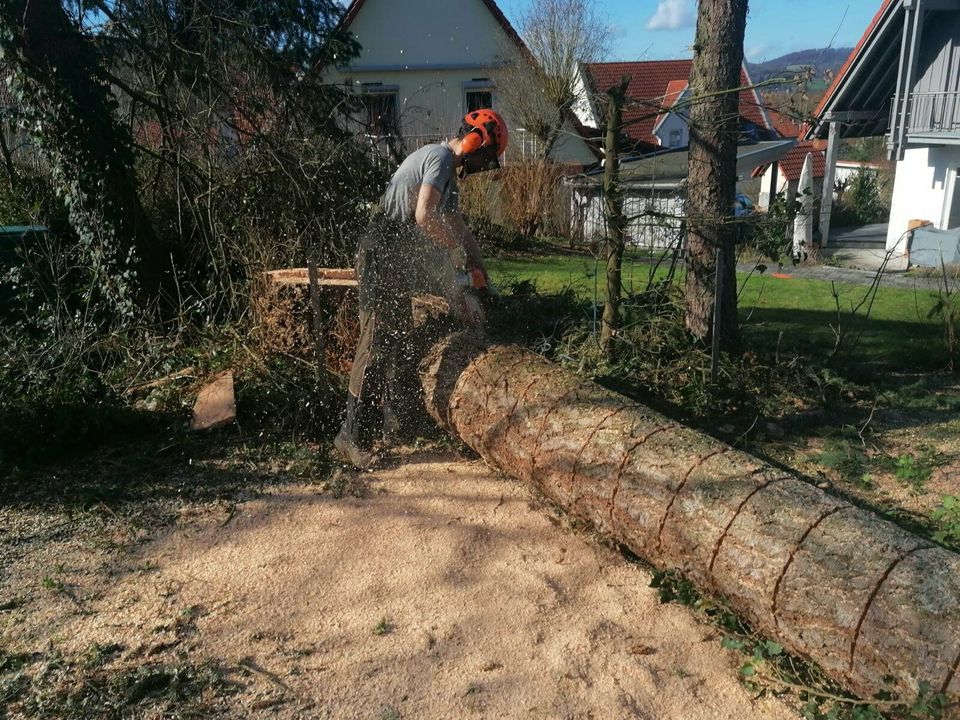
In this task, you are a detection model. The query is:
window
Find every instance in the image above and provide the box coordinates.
[668,129,683,148]
[355,84,399,136]
[463,78,495,114]
[466,89,492,113]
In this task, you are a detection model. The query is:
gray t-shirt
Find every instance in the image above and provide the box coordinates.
[380,143,459,222]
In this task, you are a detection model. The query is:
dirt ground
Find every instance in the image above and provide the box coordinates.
[2,453,795,719]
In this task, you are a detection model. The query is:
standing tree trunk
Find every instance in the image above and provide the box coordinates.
[600,76,629,354]
[0,0,172,309]
[683,0,748,344]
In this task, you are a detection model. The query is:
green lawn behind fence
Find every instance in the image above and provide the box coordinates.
[487,253,949,370]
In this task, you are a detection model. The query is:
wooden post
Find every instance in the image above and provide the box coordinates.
[600,76,630,355]
[307,259,326,373]
[819,121,839,247]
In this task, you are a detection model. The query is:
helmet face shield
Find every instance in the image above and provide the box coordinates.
[461,145,501,177]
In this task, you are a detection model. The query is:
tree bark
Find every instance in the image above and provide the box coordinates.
[683,0,746,344]
[0,0,172,307]
[421,333,960,705]
[600,77,629,354]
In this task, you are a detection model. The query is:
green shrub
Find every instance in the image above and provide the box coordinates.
[932,495,960,546]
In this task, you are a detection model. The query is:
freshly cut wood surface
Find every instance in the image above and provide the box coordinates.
[191,370,236,430]
[420,333,960,705]
[263,268,358,287]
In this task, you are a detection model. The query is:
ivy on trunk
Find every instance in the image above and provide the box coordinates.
[683,0,748,347]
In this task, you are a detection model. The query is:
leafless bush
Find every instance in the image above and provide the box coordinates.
[500,160,569,240]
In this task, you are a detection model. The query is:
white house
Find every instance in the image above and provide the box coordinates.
[565,60,791,247]
[573,60,775,153]
[328,0,598,165]
[835,160,883,187]
[807,0,960,252]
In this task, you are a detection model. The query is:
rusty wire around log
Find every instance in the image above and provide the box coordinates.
[420,333,960,705]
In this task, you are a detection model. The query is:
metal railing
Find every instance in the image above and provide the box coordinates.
[898,91,960,135]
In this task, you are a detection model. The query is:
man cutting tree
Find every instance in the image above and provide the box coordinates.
[334,109,509,469]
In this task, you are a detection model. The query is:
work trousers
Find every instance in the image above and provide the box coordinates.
[343,212,452,446]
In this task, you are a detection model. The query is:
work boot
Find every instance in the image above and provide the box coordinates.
[334,393,379,470]
[334,426,379,470]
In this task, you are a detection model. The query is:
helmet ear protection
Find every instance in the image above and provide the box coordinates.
[457,109,508,177]
[460,127,485,155]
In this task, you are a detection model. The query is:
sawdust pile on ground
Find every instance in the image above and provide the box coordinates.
[7,455,794,719]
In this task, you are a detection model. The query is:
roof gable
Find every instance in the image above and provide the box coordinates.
[582,60,772,151]
[652,79,689,134]
[338,0,529,68]
[808,0,901,139]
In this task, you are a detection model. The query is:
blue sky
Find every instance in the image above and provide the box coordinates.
[500,0,880,63]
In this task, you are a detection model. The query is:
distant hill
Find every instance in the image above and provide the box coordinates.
[747,47,852,89]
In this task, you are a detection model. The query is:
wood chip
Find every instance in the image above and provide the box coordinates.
[191,370,236,430]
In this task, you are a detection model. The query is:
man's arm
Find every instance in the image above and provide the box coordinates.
[414,184,458,250]
[414,183,484,325]
[445,211,488,282]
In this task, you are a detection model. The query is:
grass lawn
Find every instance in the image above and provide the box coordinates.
[488,253,950,370]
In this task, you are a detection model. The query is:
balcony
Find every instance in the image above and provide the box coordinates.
[895,91,960,141]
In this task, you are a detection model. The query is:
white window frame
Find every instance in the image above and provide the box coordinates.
[944,167,960,229]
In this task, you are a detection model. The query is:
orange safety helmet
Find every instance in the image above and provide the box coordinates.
[459,109,509,159]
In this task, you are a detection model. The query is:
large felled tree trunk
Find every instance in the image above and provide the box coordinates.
[683,0,746,343]
[0,0,172,307]
[421,333,960,705]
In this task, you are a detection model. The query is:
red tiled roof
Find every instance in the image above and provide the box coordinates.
[583,60,771,150]
[764,106,827,149]
[653,79,688,132]
[753,141,825,181]
[810,0,896,128]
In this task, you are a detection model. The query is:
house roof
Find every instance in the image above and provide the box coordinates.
[582,60,772,151]
[764,105,826,149]
[569,139,795,187]
[339,0,530,64]
[652,79,689,134]
[807,0,901,140]
[752,141,826,181]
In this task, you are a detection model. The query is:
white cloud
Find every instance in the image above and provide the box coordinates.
[645,0,695,31]
[745,43,774,62]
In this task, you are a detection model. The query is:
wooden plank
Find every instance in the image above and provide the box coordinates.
[263,268,357,287]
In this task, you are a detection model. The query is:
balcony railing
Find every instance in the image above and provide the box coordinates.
[900,91,960,135]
